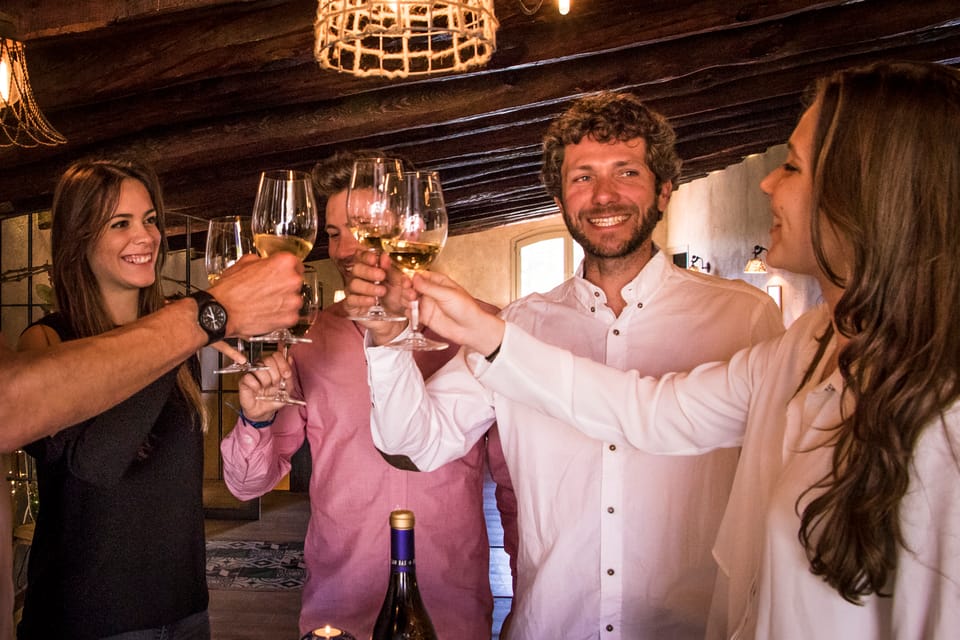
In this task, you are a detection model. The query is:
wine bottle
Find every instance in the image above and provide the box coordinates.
[371,510,438,640]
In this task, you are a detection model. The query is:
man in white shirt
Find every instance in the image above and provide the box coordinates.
[352,92,784,639]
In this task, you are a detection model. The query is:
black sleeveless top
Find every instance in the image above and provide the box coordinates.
[17,313,209,639]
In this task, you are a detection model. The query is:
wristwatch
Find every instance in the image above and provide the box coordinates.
[189,290,228,345]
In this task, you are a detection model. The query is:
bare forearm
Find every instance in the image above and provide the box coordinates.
[1,299,207,450]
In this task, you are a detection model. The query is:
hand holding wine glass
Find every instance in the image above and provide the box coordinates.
[254,266,322,407]
[205,216,269,374]
[381,170,449,351]
[249,169,319,344]
[345,157,407,322]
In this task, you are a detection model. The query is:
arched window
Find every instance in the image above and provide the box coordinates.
[512,226,583,300]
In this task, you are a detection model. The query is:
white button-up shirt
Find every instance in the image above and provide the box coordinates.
[470,305,960,639]
[367,251,783,640]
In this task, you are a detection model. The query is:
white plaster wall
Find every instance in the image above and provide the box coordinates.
[664,145,821,327]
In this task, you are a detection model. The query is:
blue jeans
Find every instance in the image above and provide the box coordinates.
[98,610,210,640]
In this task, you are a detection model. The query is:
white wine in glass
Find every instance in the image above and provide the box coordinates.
[249,169,319,344]
[251,169,317,260]
[204,216,268,375]
[381,171,449,351]
[346,157,407,322]
[253,233,314,260]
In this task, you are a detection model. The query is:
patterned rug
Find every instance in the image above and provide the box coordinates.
[205,540,306,591]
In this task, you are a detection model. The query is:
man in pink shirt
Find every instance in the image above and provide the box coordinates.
[220,150,515,639]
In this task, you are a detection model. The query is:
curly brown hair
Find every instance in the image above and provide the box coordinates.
[541,92,681,201]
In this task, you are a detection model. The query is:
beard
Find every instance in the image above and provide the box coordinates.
[563,202,661,259]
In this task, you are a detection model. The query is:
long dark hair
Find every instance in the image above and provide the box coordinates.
[50,157,205,431]
[798,62,960,602]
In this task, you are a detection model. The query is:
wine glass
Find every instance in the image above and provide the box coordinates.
[205,215,269,374]
[381,171,449,351]
[248,169,319,343]
[345,157,407,322]
[255,266,321,406]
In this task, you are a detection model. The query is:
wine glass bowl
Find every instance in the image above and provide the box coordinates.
[249,169,319,343]
[251,170,318,261]
[205,215,255,284]
[345,157,407,322]
[288,266,322,344]
[204,216,268,375]
[381,170,449,351]
[255,266,321,407]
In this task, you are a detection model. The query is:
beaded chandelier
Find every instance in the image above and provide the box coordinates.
[0,13,66,148]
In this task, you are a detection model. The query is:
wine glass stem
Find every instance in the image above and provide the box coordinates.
[372,249,383,308]
[278,343,289,394]
[410,298,420,333]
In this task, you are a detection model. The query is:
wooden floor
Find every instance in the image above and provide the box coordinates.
[204,482,512,640]
[204,487,308,640]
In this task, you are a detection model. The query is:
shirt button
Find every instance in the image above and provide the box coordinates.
[609,444,616,451]
[594,291,601,297]
[607,568,615,576]
[637,302,643,309]
[606,624,614,632]
[612,329,620,336]
[590,307,596,313]
[607,506,615,514]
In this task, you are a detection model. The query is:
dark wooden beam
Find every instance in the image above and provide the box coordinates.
[1,0,958,266]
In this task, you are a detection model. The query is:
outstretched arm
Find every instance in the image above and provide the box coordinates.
[0,253,303,451]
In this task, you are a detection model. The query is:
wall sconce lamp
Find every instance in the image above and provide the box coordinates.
[0,12,66,147]
[314,1,498,79]
[688,255,711,273]
[743,245,768,274]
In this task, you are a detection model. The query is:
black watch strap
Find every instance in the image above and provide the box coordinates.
[188,290,228,346]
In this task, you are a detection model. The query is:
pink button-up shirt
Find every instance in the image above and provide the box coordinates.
[221,302,511,639]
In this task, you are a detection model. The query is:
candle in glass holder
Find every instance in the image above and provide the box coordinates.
[300,625,356,640]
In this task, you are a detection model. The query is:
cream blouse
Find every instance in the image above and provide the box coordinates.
[468,305,960,639]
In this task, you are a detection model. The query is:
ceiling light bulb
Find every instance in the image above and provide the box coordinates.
[0,47,20,107]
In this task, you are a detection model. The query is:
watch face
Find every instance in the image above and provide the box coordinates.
[200,303,227,331]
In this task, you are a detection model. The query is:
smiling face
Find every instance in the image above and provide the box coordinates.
[761,98,855,296]
[87,178,161,304]
[760,103,821,278]
[557,136,671,262]
[324,189,360,285]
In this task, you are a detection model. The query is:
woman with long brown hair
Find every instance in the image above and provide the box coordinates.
[17,157,211,639]
[354,61,960,638]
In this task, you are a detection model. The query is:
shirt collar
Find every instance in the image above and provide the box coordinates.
[569,246,669,309]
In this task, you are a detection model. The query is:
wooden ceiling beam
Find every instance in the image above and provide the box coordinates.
[1,0,958,264]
